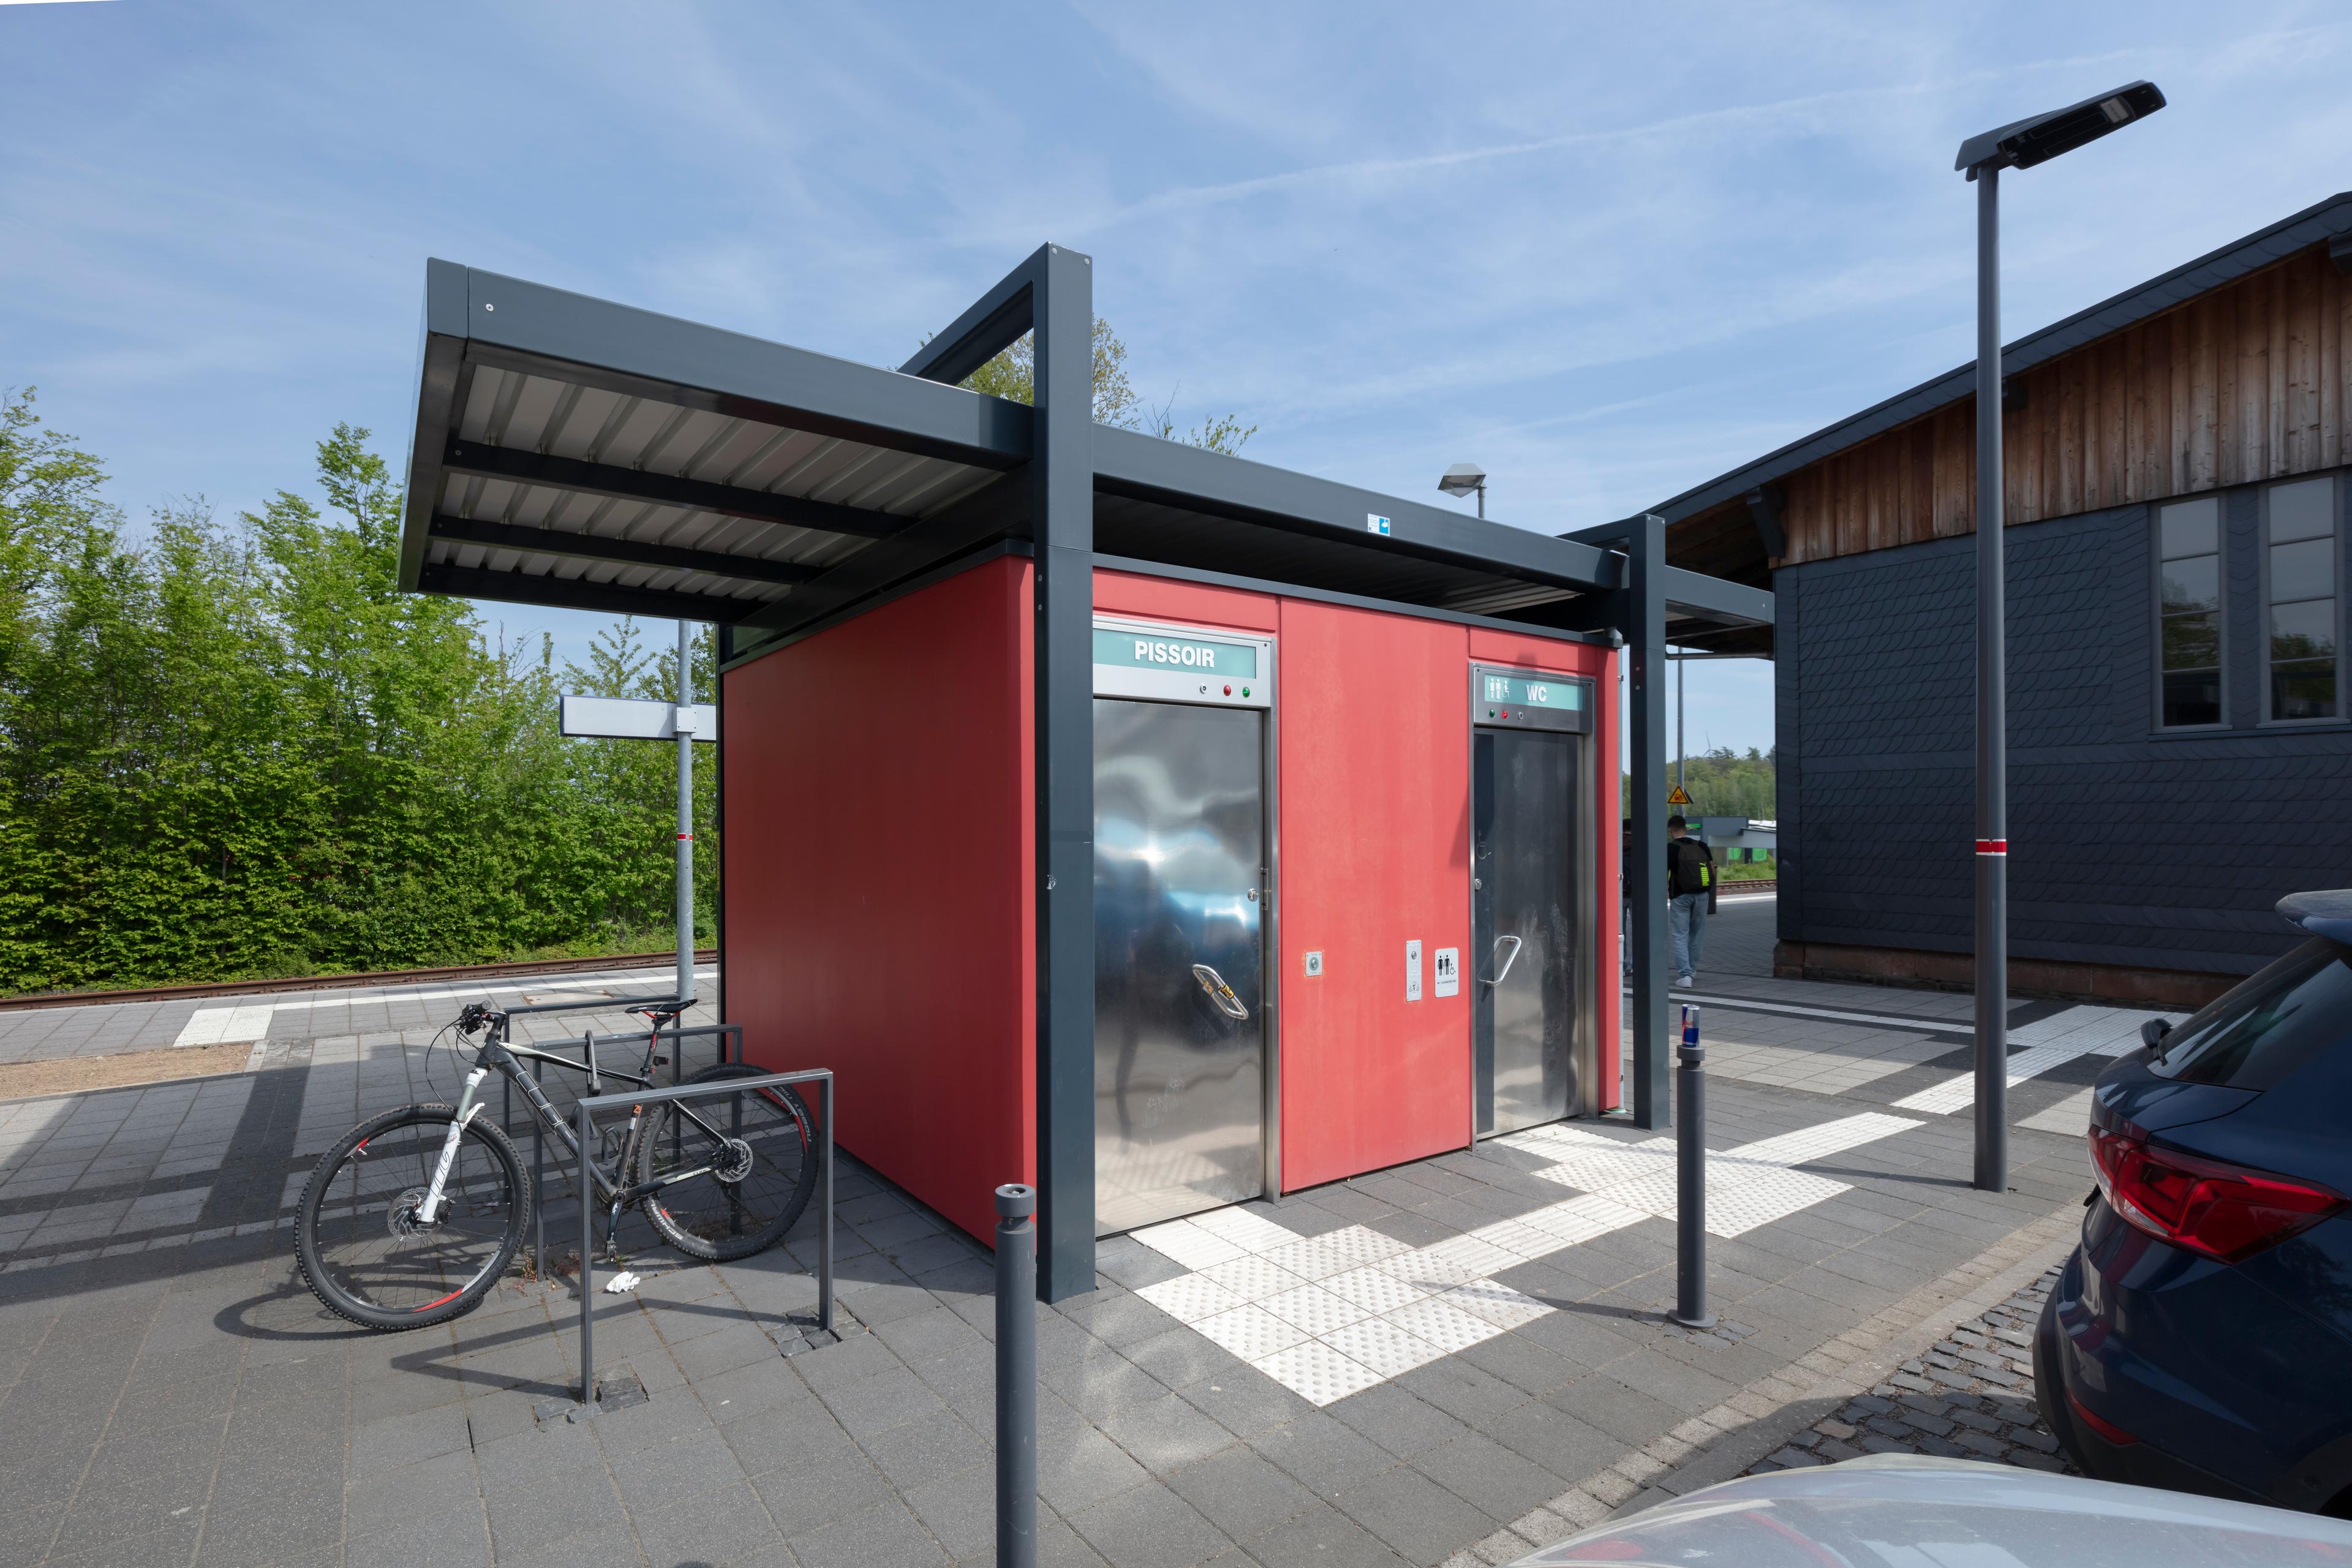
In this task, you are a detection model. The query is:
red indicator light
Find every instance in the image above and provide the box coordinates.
[1223,684,1232,695]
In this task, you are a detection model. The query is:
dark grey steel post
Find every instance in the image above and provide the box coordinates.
[1972,165,2008,1193]
[676,618,696,1007]
[995,1183,1037,1568]
[1627,514,1672,1128]
[577,1099,596,1404]
[1031,244,1098,1300]
[1671,1006,1714,1328]
[818,1075,835,1333]
[531,1057,545,1281]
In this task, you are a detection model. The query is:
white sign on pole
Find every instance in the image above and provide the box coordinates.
[560,695,718,742]
[1404,939,1423,1002]
[1433,948,1459,998]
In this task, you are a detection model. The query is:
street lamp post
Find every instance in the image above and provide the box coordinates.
[1956,80,2163,1194]
[1438,462,1487,519]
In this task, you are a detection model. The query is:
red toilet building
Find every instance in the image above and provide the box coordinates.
[396,248,1771,1296]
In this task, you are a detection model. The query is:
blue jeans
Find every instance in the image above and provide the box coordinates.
[1670,892,1708,979]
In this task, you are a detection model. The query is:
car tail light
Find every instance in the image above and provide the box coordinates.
[2088,1126,2346,1263]
[2068,1390,2139,1447]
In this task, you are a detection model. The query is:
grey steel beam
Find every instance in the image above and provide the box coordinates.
[1031,245,1097,1303]
[454,265,1031,464]
[425,514,821,586]
[903,264,1038,385]
[399,259,471,592]
[417,561,755,624]
[441,440,912,541]
[1660,567,1773,625]
[1625,516,1672,1129]
[1093,427,1623,594]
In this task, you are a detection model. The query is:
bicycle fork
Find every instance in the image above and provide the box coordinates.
[417,1068,488,1225]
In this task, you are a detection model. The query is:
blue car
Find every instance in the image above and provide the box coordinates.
[2037,889,2352,1514]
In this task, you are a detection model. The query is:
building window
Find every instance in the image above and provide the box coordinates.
[2156,495,2223,727]
[2264,476,2340,722]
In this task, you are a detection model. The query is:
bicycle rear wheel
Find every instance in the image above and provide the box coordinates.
[295,1104,529,1330]
[636,1064,815,1261]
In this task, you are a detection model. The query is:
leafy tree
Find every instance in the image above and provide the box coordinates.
[1622,745,1777,822]
[952,320,1257,455]
[0,396,717,993]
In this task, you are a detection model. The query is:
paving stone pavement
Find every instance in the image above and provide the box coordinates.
[1741,1268,2075,1477]
[0,943,2118,1568]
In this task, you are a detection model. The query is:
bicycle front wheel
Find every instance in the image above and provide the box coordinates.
[636,1065,816,1261]
[295,1104,529,1330]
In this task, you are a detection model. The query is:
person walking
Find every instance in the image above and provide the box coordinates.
[1666,815,1713,986]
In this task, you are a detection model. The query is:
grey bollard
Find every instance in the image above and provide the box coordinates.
[1672,1005,1716,1329]
[995,1184,1037,1568]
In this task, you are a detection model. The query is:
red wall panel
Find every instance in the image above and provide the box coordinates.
[1277,603,1474,1189]
[1093,569,1280,633]
[1466,630,1622,1110]
[720,557,1034,1245]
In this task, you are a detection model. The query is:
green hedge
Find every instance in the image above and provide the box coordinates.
[0,392,716,994]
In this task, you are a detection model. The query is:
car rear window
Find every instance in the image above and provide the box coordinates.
[2149,935,2352,1090]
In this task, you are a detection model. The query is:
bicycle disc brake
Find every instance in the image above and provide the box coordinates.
[714,1136,755,1185]
[388,1188,430,1239]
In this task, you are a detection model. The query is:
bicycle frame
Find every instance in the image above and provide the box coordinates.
[415,1011,769,1232]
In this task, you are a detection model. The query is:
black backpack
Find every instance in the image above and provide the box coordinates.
[1668,838,1713,897]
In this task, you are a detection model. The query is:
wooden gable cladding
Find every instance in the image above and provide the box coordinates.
[1763,244,2352,566]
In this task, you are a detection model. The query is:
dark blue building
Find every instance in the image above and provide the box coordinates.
[1644,194,2352,1007]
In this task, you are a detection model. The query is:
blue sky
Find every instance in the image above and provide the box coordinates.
[7,2,2351,758]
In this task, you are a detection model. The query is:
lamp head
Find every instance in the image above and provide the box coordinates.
[1438,462,1487,499]
[1956,80,2165,176]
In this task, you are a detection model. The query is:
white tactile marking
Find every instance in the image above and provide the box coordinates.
[1384,1294,1507,1354]
[1186,1204,1300,1252]
[1730,1112,1923,1167]
[1260,1282,1371,1337]
[172,1005,276,1048]
[1199,1254,1313,1303]
[1317,1265,1433,1316]
[1193,1302,1309,1361]
[1256,1235,1362,1282]
[1136,1272,1245,1324]
[1321,1315,1449,1378]
[1129,1218,1244,1271]
[1442,1278,1551,1330]
[1124,1107,1924,1406]
[1257,1339,1384,1405]
[1893,1005,2166,1115]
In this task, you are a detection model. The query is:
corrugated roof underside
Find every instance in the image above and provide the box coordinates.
[428,364,1000,604]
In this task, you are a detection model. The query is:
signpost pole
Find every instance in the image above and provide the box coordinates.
[676,621,696,1007]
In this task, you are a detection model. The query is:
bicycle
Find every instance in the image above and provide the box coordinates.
[293,997,816,1332]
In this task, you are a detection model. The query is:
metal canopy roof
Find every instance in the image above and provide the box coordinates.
[401,257,1772,646]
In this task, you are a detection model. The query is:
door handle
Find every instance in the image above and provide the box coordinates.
[1191,964,1250,1021]
[1482,935,1523,987]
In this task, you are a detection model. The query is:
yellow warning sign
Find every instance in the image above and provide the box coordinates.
[1667,785,1692,807]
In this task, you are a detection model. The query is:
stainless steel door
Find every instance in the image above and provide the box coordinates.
[1472,727,1581,1136]
[1094,699,1267,1234]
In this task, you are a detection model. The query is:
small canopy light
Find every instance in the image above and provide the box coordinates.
[1954,80,2166,176]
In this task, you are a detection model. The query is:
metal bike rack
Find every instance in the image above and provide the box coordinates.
[500,1021,743,1281]
[570,1066,834,1405]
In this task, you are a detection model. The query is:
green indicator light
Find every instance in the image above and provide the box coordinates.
[1242,686,1251,697]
